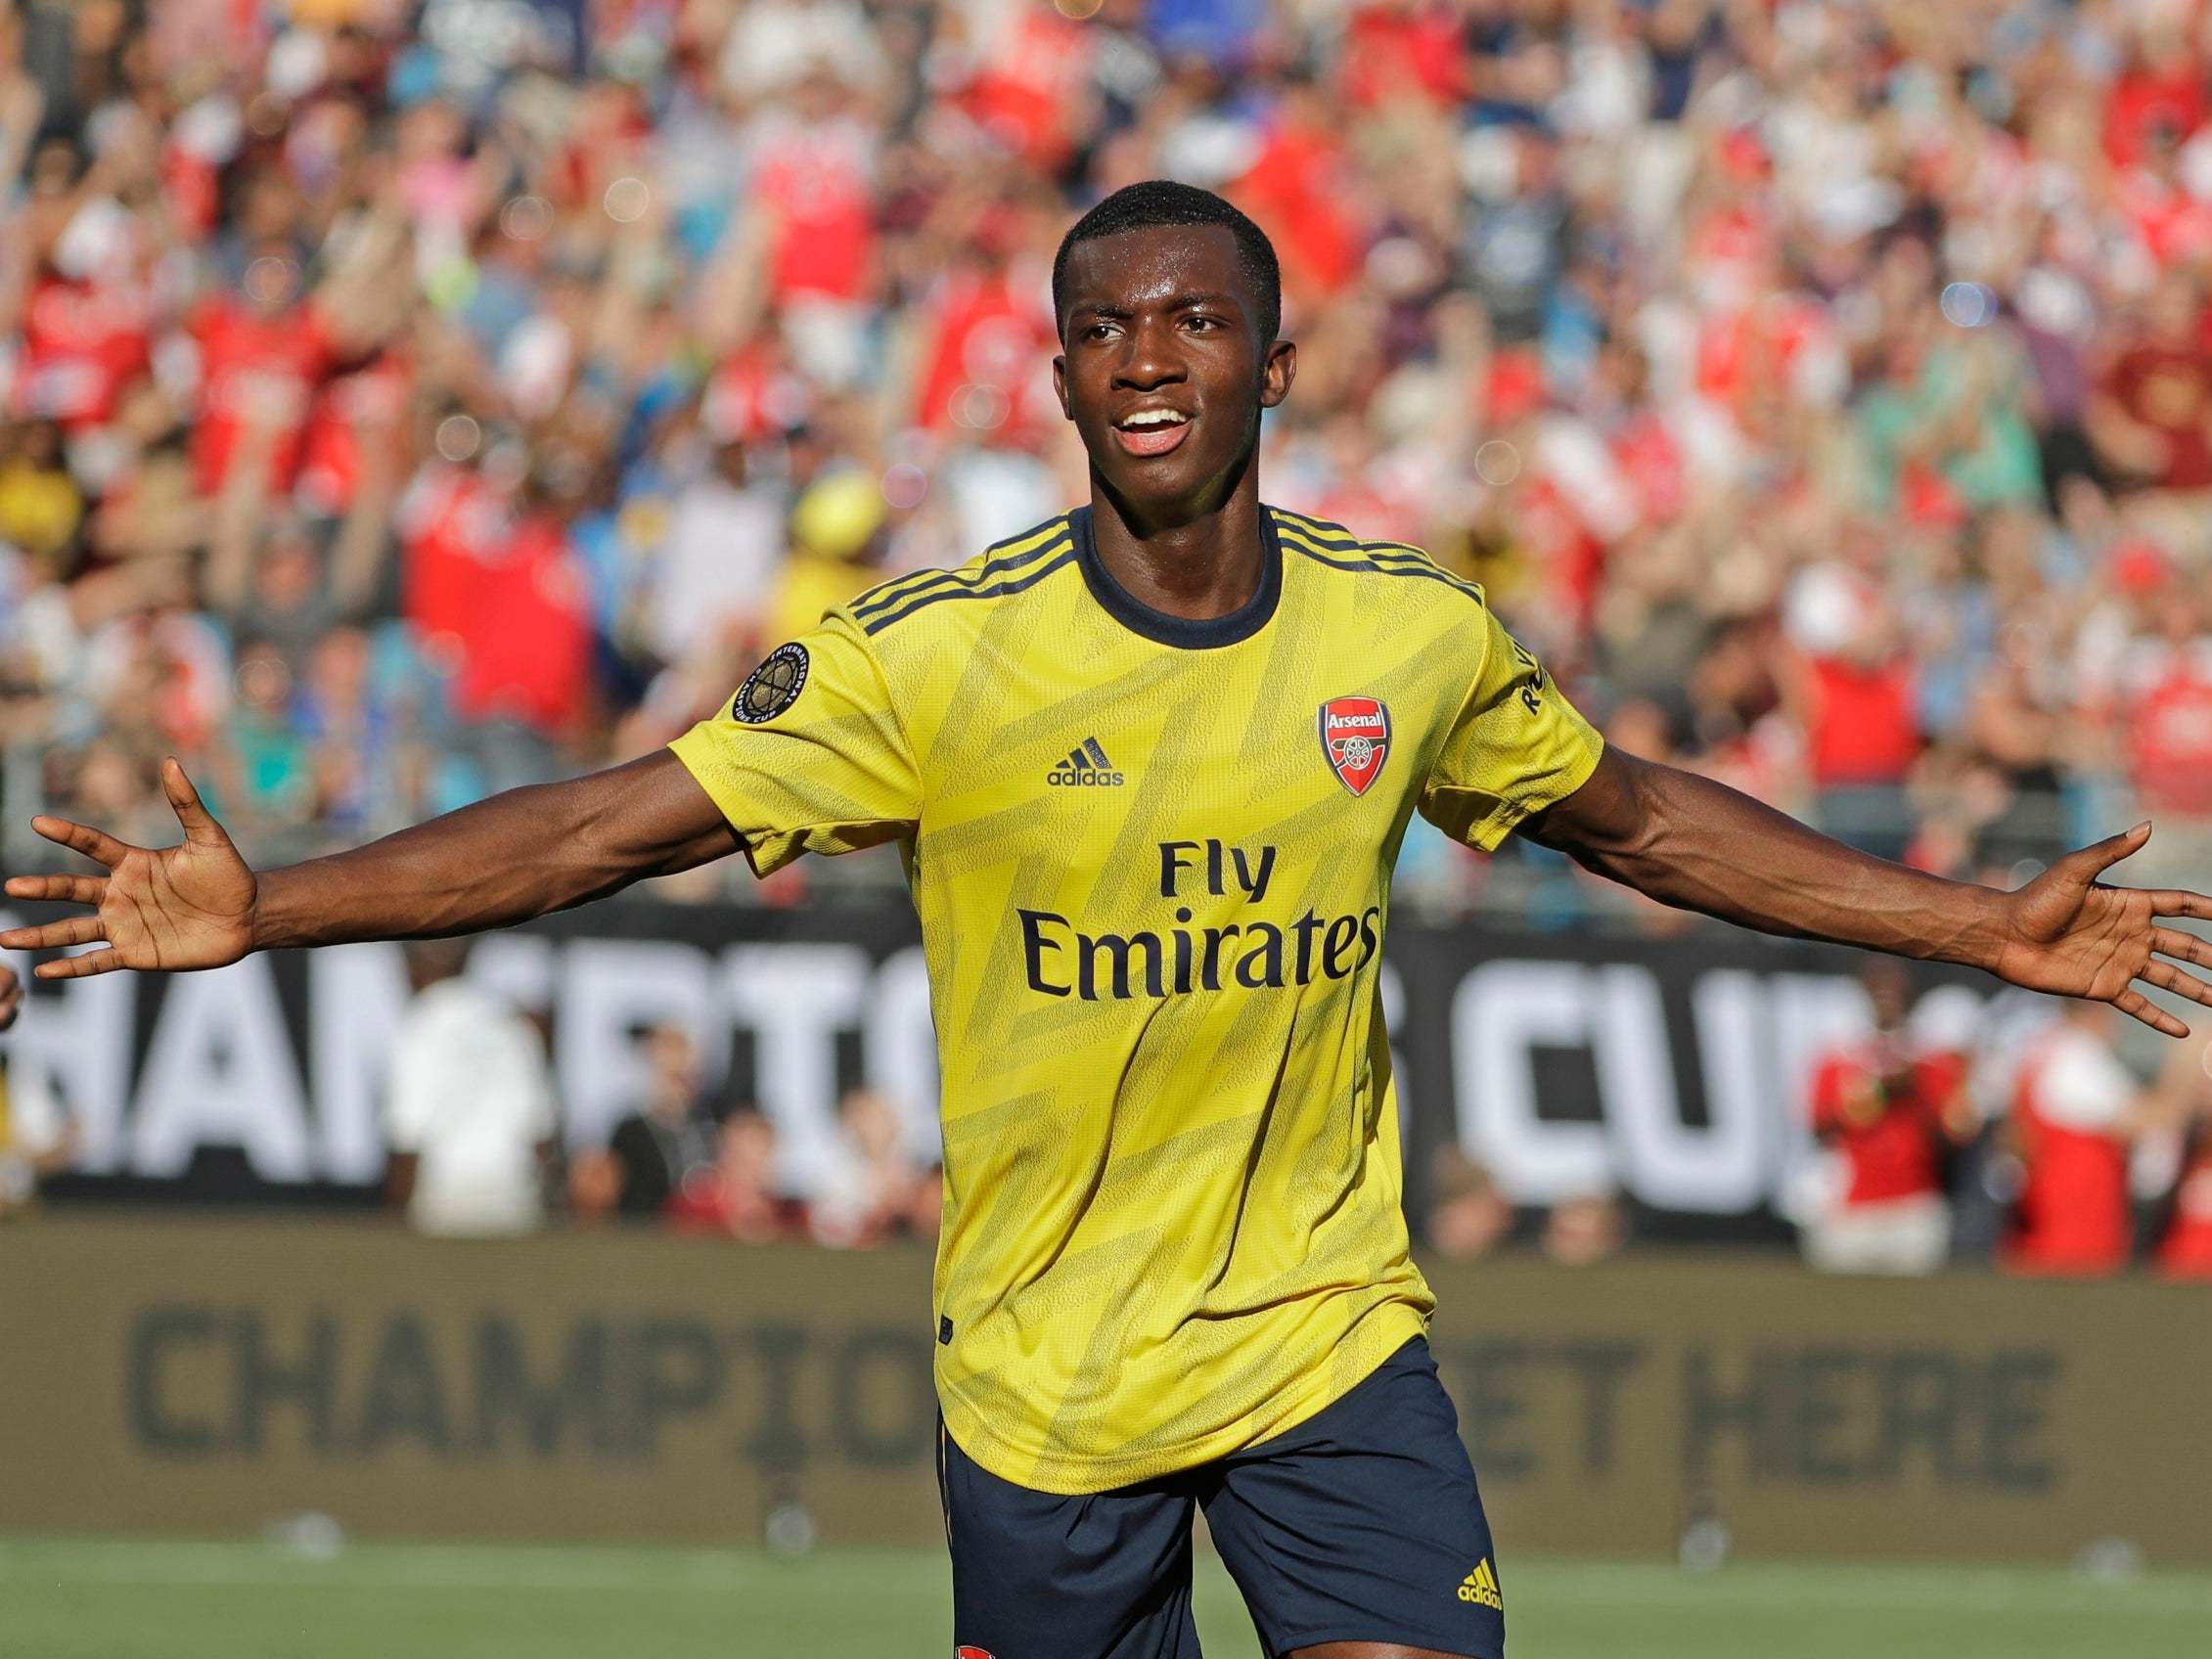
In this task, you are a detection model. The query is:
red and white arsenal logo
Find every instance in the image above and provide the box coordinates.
[1319,696,1391,796]
[956,1648,997,1659]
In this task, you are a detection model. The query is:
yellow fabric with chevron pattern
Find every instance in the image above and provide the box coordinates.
[672,504,1603,1494]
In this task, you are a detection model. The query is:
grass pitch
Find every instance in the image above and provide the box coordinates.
[3,1538,2209,1657]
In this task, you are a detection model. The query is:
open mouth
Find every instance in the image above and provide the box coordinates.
[1112,408,1192,457]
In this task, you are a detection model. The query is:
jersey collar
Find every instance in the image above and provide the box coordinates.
[1069,504,1283,650]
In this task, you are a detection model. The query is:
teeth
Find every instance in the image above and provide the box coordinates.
[1120,410,1188,428]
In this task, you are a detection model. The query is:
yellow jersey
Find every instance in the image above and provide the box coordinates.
[671,504,1603,1494]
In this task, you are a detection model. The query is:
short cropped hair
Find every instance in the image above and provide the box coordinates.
[1051,180,1282,345]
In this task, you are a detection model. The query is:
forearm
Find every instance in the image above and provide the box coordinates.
[1528,753,2009,969]
[250,752,738,950]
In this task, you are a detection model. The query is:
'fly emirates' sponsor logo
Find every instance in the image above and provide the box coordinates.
[1015,838,1380,1002]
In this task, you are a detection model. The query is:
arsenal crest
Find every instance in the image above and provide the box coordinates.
[1319,695,1391,796]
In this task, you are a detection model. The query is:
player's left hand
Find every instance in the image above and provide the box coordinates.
[1989,823,2212,1036]
[0,962,19,1029]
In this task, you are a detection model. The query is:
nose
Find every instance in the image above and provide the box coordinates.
[1111,317,1187,392]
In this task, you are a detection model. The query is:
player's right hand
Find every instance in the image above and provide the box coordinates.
[0,758,256,978]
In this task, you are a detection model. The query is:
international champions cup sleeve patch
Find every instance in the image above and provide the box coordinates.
[732,642,810,724]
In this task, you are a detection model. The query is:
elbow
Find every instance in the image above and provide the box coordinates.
[1608,753,1672,866]
[1532,747,1668,872]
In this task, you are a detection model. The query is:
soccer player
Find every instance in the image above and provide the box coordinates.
[7,181,2212,1659]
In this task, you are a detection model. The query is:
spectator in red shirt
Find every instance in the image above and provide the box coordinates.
[1341,1,1467,112]
[2158,1127,2212,1278]
[956,3,1092,169]
[183,204,412,504]
[295,349,411,521]
[1783,547,1921,860]
[11,268,153,433]
[2102,22,2206,174]
[752,71,877,309]
[398,447,508,666]
[2088,273,2212,495]
[664,1107,804,1244]
[2125,653,2212,824]
[1231,78,1368,307]
[1801,958,1973,1275]
[185,248,339,497]
[2149,1036,2212,1279]
[910,236,1058,442]
[450,463,594,744]
[2004,1002,2144,1277]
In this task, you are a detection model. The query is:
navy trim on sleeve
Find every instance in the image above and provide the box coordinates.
[859,544,1078,636]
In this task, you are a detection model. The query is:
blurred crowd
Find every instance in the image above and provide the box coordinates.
[1422,958,2212,1277]
[13,926,2212,1275]
[377,938,2212,1273]
[566,1021,944,1246]
[2,0,2212,910]
[375,937,943,1243]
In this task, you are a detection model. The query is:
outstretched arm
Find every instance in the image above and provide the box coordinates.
[0,751,739,978]
[1525,747,2212,1037]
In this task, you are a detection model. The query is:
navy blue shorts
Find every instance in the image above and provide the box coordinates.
[938,1336,1505,1659]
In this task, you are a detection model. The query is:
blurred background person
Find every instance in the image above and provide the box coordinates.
[1541,1188,1629,1269]
[2003,1001,2147,1278]
[664,1105,800,1244]
[808,1086,934,1249]
[0,1048,72,1217]
[1800,959,1975,1276]
[383,937,558,1238]
[2148,1032,2212,1279]
[590,1020,719,1221]
[1422,1144,1513,1261]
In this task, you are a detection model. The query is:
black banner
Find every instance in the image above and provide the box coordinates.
[1,900,1997,1236]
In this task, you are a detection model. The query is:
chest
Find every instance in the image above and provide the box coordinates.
[913,625,1456,906]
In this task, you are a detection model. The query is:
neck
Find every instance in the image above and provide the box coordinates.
[1087,453,1266,622]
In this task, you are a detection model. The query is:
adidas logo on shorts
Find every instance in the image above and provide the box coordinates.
[1047,737,1124,786]
[1457,1557,1503,1609]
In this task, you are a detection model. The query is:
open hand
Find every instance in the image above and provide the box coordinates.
[1990,823,2212,1037]
[0,759,256,978]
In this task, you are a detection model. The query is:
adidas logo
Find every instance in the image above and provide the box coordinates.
[1457,1558,1503,1609]
[1047,737,1125,787]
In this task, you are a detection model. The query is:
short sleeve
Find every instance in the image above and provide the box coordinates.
[1419,604,1603,851]
[668,611,923,875]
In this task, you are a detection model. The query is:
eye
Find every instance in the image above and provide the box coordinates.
[1183,314,1222,332]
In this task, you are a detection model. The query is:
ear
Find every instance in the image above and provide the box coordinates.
[1052,353,1072,421]
[1258,338,1296,410]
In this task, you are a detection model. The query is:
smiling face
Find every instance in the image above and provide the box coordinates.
[1053,223,1295,526]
